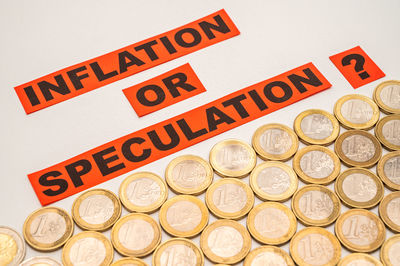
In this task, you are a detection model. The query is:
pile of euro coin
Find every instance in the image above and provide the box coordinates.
[2,80,400,266]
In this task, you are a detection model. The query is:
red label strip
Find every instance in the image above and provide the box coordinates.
[123,63,206,117]
[28,62,331,205]
[329,46,385,89]
[14,9,239,114]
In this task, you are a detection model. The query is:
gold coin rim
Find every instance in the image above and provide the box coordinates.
[289,226,341,266]
[379,191,400,233]
[246,202,297,245]
[292,145,341,184]
[165,154,213,195]
[159,195,209,238]
[243,245,295,266]
[111,213,161,257]
[252,123,299,161]
[338,252,383,266]
[0,226,26,265]
[249,161,298,201]
[375,114,400,151]
[293,109,340,145]
[205,178,254,220]
[209,139,257,178]
[377,150,400,190]
[71,188,121,231]
[200,219,251,264]
[335,208,386,252]
[61,231,113,266]
[291,184,341,227]
[335,167,384,209]
[20,256,62,266]
[334,94,380,130]
[334,130,382,168]
[23,206,74,251]
[152,238,204,266]
[373,80,400,114]
[380,234,400,265]
[111,256,148,266]
[119,171,168,213]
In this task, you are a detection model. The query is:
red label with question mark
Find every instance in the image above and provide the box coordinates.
[329,46,385,89]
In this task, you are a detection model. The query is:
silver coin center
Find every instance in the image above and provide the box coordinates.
[260,128,293,155]
[207,226,243,258]
[254,207,290,239]
[380,84,400,109]
[126,177,161,207]
[347,259,375,266]
[384,156,400,184]
[340,99,373,124]
[30,212,67,244]
[251,251,287,266]
[297,233,334,265]
[387,197,400,226]
[79,194,114,225]
[172,160,206,189]
[118,219,154,251]
[300,114,333,140]
[341,134,375,162]
[341,214,378,246]
[215,144,251,171]
[160,244,197,266]
[300,150,334,178]
[382,119,400,146]
[257,166,291,195]
[166,200,202,232]
[388,240,400,265]
[298,191,333,220]
[212,183,247,213]
[69,237,106,266]
[342,173,377,202]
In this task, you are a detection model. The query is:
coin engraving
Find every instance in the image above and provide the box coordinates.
[297,233,334,265]
[388,240,400,265]
[118,219,154,251]
[69,237,106,266]
[342,173,377,202]
[215,144,251,171]
[0,233,17,265]
[30,212,67,244]
[380,84,400,109]
[126,177,161,207]
[346,259,375,266]
[341,134,375,162]
[300,114,334,140]
[382,119,400,146]
[207,226,244,258]
[298,191,333,220]
[166,200,202,232]
[78,194,114,225]
[171,160,206,188]
[212,183,247,213]
[387,197,400,226]
[384,156,400,184]
[254,207,290,239]
[340,99,373,124]
[251,251,287,266]
[160,244,197,266]
[341,214,378,246]
[300,150,334,178]
[260,129,292,155]
[256,167,291,195]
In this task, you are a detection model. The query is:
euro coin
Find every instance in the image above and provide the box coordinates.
[334,94,379,130]
[72,188,121,231]
[200,219,251,264]
[334,130,382,168]
[377,151,400,190]
[375,114,400,150]
[209,139,256,178]
[111,257,148,266]
[379,191,400,233]
[165,155,213,195]
[159,195,209,238]
[20,256,61,266]
[23,207,73,251]
[152,238,204,266]
[247,202,296,245]
[338,253,382,266]
[252,123,298,161]
[380,234,400,266]
[293,109,339,145]
[111,213,161,257]
[243,245,294,266]
[119,172,168,213]
[373,80,400,114]
[335,209,385,252]
[0,226,25,265]
[205,178,254,220]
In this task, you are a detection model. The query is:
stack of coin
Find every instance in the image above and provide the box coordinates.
[3,79,400,265]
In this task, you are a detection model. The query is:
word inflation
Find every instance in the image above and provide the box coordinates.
[14,9,239,114]
[28,63,331,205]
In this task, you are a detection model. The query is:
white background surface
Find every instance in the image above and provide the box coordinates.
[1,0,400,265]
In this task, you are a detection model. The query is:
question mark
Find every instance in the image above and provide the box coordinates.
[341,53,370,80]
